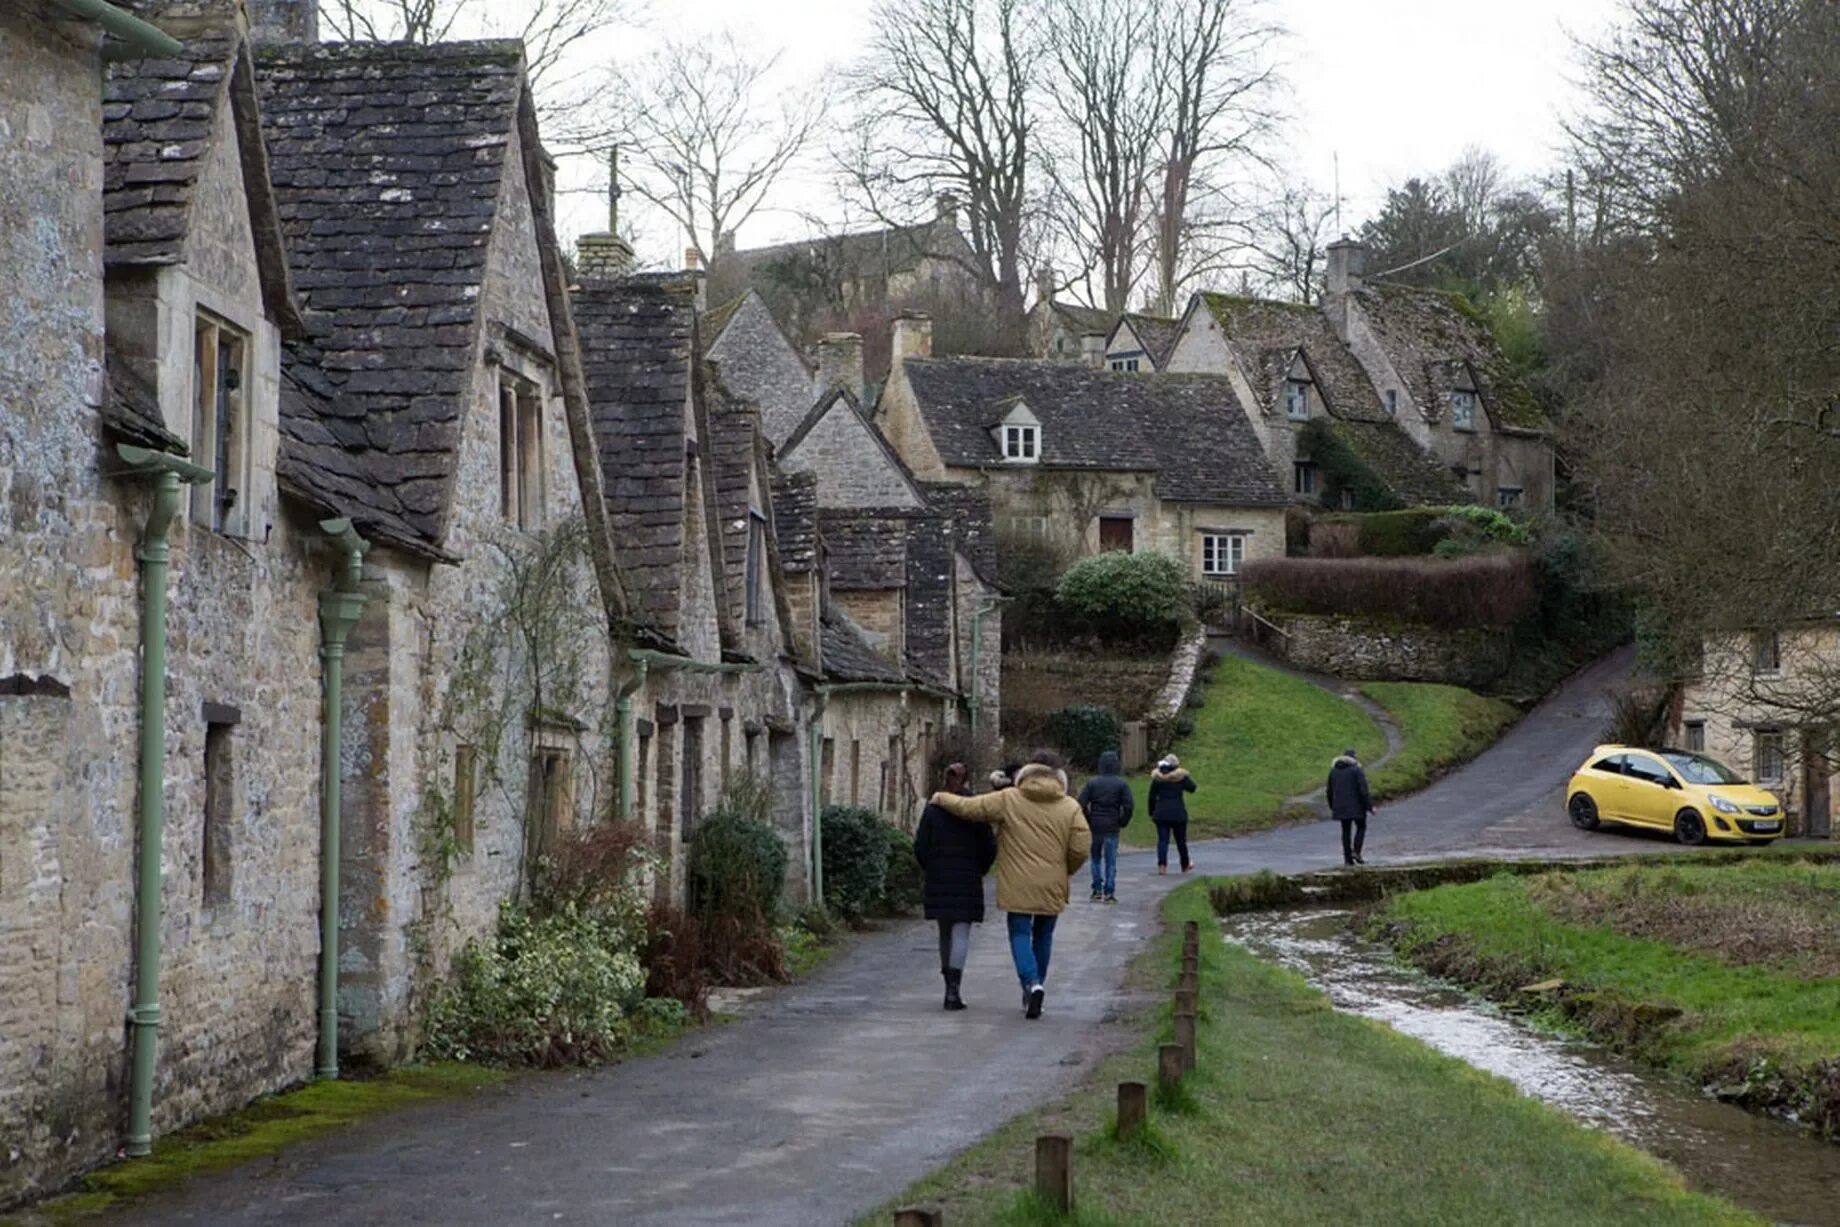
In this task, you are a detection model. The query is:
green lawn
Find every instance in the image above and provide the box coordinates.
[1381,861,1840,1080]
[1121,654,1384,845]
[1361,681,1520,800]
[866,882,1750,1226]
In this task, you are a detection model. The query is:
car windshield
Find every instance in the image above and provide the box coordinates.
[1663,751,1747,786]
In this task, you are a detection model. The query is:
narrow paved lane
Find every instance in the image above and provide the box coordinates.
[119,649,1638,1227]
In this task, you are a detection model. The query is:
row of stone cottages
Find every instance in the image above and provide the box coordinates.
[0,0,998,1203]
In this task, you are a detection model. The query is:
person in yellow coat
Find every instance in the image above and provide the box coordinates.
[929,750,1091,1019]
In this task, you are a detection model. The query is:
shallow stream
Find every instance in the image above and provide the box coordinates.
[1221,908,1840,1226]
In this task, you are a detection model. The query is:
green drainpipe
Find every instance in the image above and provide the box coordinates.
[117,444,213,1158]
[315,518,369,1080]
[46,0,184,54]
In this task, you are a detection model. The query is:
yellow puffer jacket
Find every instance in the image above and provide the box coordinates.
[930,764,1092,915]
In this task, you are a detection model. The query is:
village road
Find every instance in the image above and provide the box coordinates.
[119,649,1642,1227]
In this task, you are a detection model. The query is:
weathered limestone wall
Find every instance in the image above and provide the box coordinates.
[1269,613,1510,687]
[820,690,953,831]
[707,294,813,446]
[779,406,923,510]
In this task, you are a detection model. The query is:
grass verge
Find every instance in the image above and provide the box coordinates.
[1123,654,1384,845]
[3,1064,511,1226]
[866,881,1750,1226]
[1360,680,1520,800]
[1377,859,1840,1134]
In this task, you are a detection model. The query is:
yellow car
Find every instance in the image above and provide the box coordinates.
[1566,745,1785,845]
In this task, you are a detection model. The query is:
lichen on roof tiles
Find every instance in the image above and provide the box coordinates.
[1363,283,1548,434]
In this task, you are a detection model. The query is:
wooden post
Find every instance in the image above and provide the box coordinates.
[893,1211,942,1227]
[1181,955,1199,979]
[1175,988,1197,1015]
[1174,1011,1197,1072]
[1158,1043,1185,1089]
[1116,1081,1147,1138]
[1184,919,1199,941]
[1035,1134,1073,1213]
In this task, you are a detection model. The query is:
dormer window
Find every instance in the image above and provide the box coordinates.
[1285,379,1310,420]
[1451,389,1477,432]
[1003,423,1039,462]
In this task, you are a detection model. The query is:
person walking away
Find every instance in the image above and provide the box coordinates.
[913,763,997,1010]
[1148,756,1198,874]
[1077,751,1133,903]
[1327,748,1375,865]
[929,751,1091,1019]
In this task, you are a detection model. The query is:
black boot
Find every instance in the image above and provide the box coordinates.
[943,969,967,1011]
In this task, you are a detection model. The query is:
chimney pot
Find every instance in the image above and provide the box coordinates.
[813,332,866,407]
[890,311,933,378]
[684,246,702,272]
[1325,238,1367,297]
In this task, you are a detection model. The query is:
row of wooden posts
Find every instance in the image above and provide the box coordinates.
[893,919,1204,1225]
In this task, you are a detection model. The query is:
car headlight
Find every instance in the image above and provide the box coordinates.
[1709,794,1740,814]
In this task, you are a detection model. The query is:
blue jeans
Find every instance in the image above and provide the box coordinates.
[1006,912,1058,990]
[1089,831,1119,894]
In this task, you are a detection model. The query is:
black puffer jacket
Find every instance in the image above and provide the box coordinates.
[1077,752,1135,835]
[1147,766,1197,823]
[1326,755,1373,822]
[913,799,998,922]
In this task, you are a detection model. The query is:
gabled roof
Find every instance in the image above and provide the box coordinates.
[706,376,764,648]
[1197,293,1386,423]
[1358,284,1548,434]
[902,358,1288,506]
[104,28,303,334]
[779,385,928,509]
[770,468,819,574]
[703,291,817,445]
[723,216,961,284]
[1110,312,1181,369]
[820,609,905,684]
[918,482,1000,587]
[1047,300,1118,338]
[256,39,530,550]
[575,276,699,644]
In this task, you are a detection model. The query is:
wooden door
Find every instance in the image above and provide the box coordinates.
[1804,732,1832,839]
[1098,516,1134,553]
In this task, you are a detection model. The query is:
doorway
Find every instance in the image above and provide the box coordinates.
[1098,515,1134,553]
[1803,731,1832,840]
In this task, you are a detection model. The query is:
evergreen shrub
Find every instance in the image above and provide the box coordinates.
[820,804,890,921]
[1044,704,1122,770]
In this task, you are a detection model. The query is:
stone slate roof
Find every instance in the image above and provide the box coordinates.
[256,39,528,549]
[1360,284,1548,434]
[1049,300,1118,338]
[1325,419,1470,506]
[707,379,761,644]
[820,610,905,684]
[103,29,303,334]
[705,291,818,446]
[902,358,1288,506]
[770,469,819,574]
[102,358,185,452]
[818,511,907,590]
[1115,313,1181,368]
[575,276,698,644]
[903,513,955,687]
[919,481,1000,587]
[1199,293,1384,422]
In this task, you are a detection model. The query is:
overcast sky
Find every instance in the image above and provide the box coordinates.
[549,0,1619,267]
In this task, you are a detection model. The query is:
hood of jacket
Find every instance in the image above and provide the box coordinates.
[1016,762,1070,801]
[1151,767,1188,784]
[1331,755,1360,771]
[1095,751,1121,776]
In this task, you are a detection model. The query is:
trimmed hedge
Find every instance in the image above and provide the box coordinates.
[1242,551,1539,628]
[1316,506,1530,557]
[880,827,925,915]
[1054,551,1187,632]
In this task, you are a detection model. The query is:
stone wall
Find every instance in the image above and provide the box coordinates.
[779,402,923,510]
[999,651,1169,728]
[1269,613,1510,687]
[819,689,953,832]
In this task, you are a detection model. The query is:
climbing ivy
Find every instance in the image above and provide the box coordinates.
[1298,419,1404,513]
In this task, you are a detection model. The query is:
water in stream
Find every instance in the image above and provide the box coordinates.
[1222,909,1840,1226]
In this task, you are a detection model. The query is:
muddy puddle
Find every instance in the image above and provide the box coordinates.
[1222,909,1840,1226]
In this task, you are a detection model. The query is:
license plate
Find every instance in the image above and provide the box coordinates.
[1751,821,1780,832]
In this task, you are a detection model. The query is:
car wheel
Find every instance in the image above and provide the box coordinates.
[1568,793,1600,831]
[1674,809,1707,846]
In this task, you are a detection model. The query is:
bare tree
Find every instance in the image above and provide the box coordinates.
[607,35,823,268]
[1042,0,1164,312]
[1249,182,1336,304]
[1148,0,1280,316]
[849,0,1039,351]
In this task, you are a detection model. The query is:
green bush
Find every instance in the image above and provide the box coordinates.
[688,813,788,926]
[880,826,925,915]
[1321,505,1530,557]
[819,805,890,921]
[1055,551,1187,632]
[1044,704,1122,771]
[424,899,648,1067]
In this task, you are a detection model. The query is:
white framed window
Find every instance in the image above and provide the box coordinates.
[1384,389,1398,417]
[1003,423,1039,461]
[1683,720,1705,753]
[1109,356,1140,372]
[499,379,546,529]
[1201,532,1245,577]
[192,312,250,534]
[1451,390,1477,431]
[1285,379,1310,420]
[1754,728,1785,785]
[1293,461,1317,496]
[1496,486,1523,509]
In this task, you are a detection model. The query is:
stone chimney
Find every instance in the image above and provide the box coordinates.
[715,230,736,259]
[684,247,702,272]
[248,0,318,41]
[1082,332,1108,368]
[935,192,959,225]
[1324,238,1367,340]
[813,333,865,406]
[1036,264,1056,305]
[890,311,933,380]
[575,148,635,280]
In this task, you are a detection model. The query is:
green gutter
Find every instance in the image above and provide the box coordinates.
[315,519,369,1080]
[116,444,213,1158]
[616,648,762,822]
[47,0,184,55]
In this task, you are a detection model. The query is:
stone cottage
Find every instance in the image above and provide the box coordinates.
[877,314,1289,587]
[1164,291,1467,510]
[1029,295,1118,365]
[702,288,817,447]
[1164,240,1554,512]
[1101,311,1181,372]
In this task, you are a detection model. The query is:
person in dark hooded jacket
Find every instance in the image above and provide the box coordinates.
[1147,755,1198,874]
[1326,748,1375,865]
[1077,751,1133,903]
[913,763,997,1009]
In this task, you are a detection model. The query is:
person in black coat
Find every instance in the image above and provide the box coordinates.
[1147,755,1198,874]
[1077,750,1134,903]
[1326,748,1376,866]
[913,763,998,1010]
